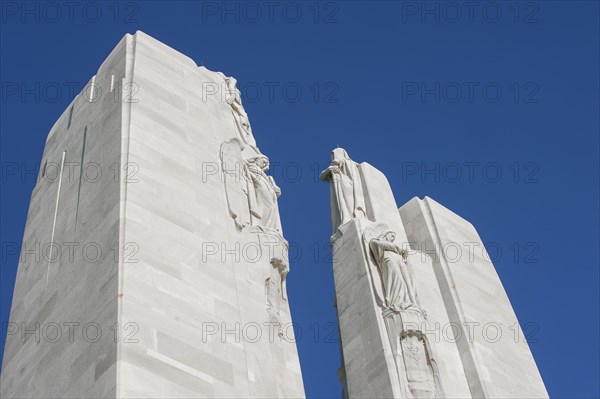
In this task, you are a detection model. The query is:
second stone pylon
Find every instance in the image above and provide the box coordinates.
[320,148,548,399]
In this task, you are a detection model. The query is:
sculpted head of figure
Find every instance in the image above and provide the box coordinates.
[331,147,350,163]
[257,156,269,171]
[247,155,270,172]
[378,230,396,242]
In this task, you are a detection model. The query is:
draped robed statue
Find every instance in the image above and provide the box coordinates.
[369,230,418,312]
[220,139,282,235]
[246,155,282,233]
[320,148,367,233]
[363,223,442,399]
[217,72,258,150]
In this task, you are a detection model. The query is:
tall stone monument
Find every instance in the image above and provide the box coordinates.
[1,31,304,398]
[321,149,548,398]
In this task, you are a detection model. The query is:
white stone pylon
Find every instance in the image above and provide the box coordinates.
[1,31,304,399]
[321,148,548,398]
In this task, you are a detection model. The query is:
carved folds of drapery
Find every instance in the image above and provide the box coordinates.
[220,139,283,236]
[320,149,445,398]
[320,148,367,233]
[363,222,445,399]
[217,71,282,236]
[217,72,258,150]
[217,72,288,336]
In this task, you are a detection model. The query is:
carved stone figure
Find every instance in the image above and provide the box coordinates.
[218,73,258,149]
[247,155,282,233]
[364,223,443,398]
[320,148,366,233]
[369,231,418,312]
[220,140,282,234]
[266,257,289,336]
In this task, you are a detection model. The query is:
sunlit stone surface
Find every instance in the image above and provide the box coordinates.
[1,31,304,399]
[321,149,548,398]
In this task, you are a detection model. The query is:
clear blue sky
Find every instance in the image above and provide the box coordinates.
[1,1,598,398]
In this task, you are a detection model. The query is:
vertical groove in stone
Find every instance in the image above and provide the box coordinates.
[67,105,74,130]
[74,126,87,235]
[45,150,66,288]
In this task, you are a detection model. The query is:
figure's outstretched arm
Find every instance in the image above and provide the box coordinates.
[319,165,339,181]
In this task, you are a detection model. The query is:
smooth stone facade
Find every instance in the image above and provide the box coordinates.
[322,150,548,398]
[1,31,304,399]
[399,197,548,398]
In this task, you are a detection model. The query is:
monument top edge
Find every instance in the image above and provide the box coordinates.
[45,30,234,143]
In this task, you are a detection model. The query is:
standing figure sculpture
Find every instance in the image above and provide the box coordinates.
[320,148,367,233]
[369,231,417,311]
[220,139,284,235]
[221,74,258,149]
[366,226,442,399]
[247,155,282,233]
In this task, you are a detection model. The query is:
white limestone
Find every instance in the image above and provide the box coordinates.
[399,197,548,398]
[322,149,548,398]
[1,31,304,399]
[0,30,548,399]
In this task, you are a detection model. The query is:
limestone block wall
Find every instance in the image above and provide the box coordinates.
[323,150,547,398]
[327,157,471,399]
[1,35,128,398]
[399,196,548,398]
[359,163,409,245]
[118,31,304,399]
[2,31,305,399]
[331,219,402,399]
[405,252,471,398]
